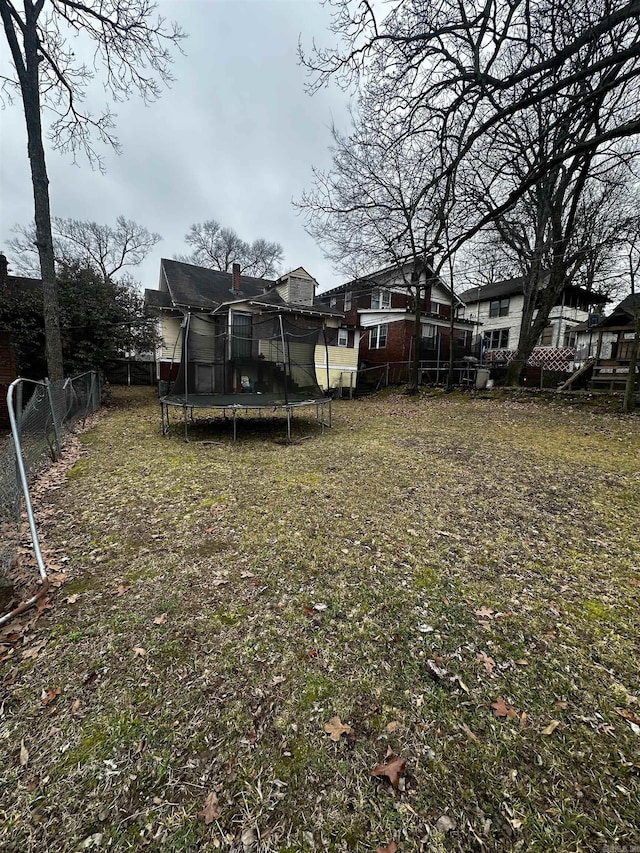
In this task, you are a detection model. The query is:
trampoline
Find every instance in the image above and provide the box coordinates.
[160,309,332,441]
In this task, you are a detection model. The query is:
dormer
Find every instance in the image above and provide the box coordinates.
[275,267,317,307]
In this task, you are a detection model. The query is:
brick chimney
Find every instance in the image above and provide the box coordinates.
[0,252,8,289]
[232,262,241,293]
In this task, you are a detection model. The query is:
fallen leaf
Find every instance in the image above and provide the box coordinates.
[475,606,494,619]
[65,594,79,604]
[211,579,228,587]
[491,697,518,719]
[152,614,167,625]
[520,711,528,727]
[371,753,407,788]
[241,571,255,578]
[324,716,352,742]
[22,639,48,660]
[542,720,561,735]
[452,674,470,693]
[133,647,146,657]
[313,603,327,611]
[20,740,28,766]
[435,815,456,833]
[41,687,61,706]
[200,791,221,824]
[426,659,447,680]
[113,584,131,596]
[508,818,523,830]
[461,723,479,742]
[515,659,529,666]
[476,651,495,674]
[71,698,81,714]
[377,842,398,853]
[385,721,401,734]
[615,707,640,726]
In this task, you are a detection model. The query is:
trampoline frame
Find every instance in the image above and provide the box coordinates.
[160,396,332,442]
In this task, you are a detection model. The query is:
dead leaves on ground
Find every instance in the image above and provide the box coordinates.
[491,697,519,720]
[377,842,398,853]
[324,716,352,742]
[371,752,407,789]
[200,791,222,824]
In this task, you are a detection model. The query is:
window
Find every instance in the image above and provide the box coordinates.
[483,329,509,350]
[369,323,388,349]
[540,325,554,346]
[231,312,252,359]
[564,329,577,348]
[330,295,337,308]
[371,289,391,310]
[489,297,510,317]
[421,322,436,342]
[430,301,442,315]
[343,290,352,311]
[337,328,348,347]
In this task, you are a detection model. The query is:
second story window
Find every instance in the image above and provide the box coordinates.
[330,295,337,308]
[343,290,352,311]
[337,328,348,347]
[489,297,510,317]
[371,289,391,310]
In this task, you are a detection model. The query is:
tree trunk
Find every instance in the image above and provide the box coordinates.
[22,13,64,380]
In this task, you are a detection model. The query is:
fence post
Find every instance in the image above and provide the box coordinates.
[385,363,390,387]
[45,378,62,458]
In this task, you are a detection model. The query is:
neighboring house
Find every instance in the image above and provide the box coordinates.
[144,260,357,392]
[459,276,609,370]
[589,293,640,392]
[317,259,475,377]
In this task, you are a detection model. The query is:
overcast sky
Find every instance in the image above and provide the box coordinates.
[0,0,353,293]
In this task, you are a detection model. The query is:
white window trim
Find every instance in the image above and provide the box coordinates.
[370,323,388,349]
[371,289,392,310]
[337,328,348,347]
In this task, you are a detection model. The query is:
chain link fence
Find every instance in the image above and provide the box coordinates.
[0,371,101,620]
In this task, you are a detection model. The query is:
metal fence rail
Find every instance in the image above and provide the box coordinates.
[0,371,101,624]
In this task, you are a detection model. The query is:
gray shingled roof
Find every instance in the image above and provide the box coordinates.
[160,259,272,310]
[459,276,609,305]
[147,258,344,318]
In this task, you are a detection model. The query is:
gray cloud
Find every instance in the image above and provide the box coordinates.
[0,0,351,291]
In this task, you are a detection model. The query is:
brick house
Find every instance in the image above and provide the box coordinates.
[317,259,475,379]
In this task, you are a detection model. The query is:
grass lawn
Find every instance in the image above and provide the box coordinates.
[1,386,639,852]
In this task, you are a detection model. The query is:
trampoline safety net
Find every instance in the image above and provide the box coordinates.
[164,311,327,408]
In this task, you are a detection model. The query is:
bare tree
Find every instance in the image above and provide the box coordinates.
[0,0,184,378]
[298,110,450,392]
[9,216,161,283]
[303,0,640,221]
[178,220,284,278]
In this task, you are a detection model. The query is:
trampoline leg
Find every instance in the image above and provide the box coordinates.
[183,406,189,442]
[287,407,292,441]
[321,402,325,435]
[329,399,332,428]
[233,409,237,442]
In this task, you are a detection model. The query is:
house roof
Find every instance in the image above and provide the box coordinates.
[459,276,610,305]
[618,292,640,314]
[597,292,640,328]
[148,258,343,319]
[160,258,272,310]
[320,257,463,306]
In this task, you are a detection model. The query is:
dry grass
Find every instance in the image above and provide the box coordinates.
[1,386,639,852]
